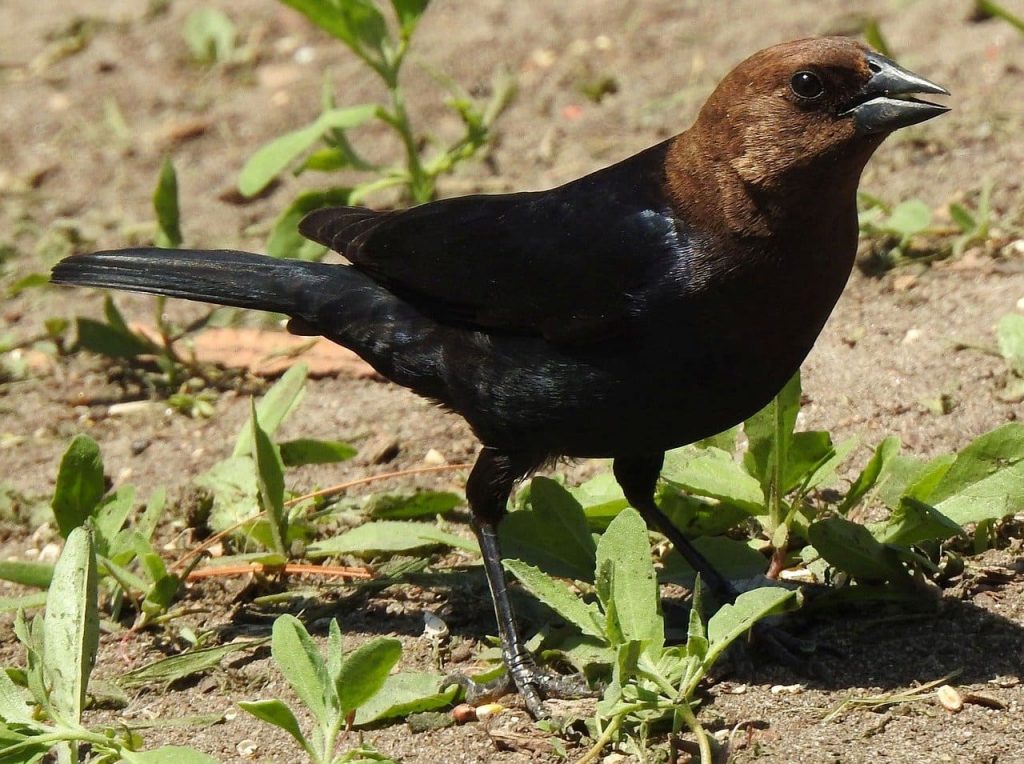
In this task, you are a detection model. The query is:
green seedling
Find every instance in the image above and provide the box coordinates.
[503,509,797,763]
[0,434,180,624]
[240,615,429,763]
[0,527,217,763]
[238,0,515,259]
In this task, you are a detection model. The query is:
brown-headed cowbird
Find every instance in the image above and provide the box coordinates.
[52,37,948,716]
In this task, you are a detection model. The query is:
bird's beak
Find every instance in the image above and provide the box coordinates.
[843,51,950,134]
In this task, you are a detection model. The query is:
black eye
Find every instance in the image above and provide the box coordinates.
[790,71,824,99]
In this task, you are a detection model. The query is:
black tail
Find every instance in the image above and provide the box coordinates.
[51,248,340,321]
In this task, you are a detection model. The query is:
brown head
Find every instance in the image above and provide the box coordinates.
[667,37,948,237]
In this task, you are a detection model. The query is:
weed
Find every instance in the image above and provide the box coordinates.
[238,0,515,259]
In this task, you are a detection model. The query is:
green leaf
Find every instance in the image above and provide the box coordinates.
[976,0,1024,34]
[874,453,954,508]
[503,559,605,639]
[233,364,308,457]
[238,105,378,197]
[886,199,932,238]
[75,313,153,359]
[948,202,976,233]
[153,157,183,248]
[594,508,662,657]
[706,587,797,661]
[307,520,476,558]
[0,560,53,589]
[807,516,906,582]
[366,491,462,519]
[782,431,836,494]
[353,672,458,726]
[116,639,269,688]
[661,446,764,512]
[390,0,429,36]
[838,436,901,514]
[997,314,1024,376]
[870,497,963,546]
[239,699,306,748]
[0,669,33,725]
[935,461,1024,526]
[93,484,136,554]
[9,272,49,297]
[743,372,801,494]
[279,438,358,466]
[660,537,768,586]
[251,401,288,557]
[568,473,629,529]
[43,526,98,727]
[499,477,597,581]
[182,7,236,63]
[51,434,106,538]
[336,637,403,713]
[929,423,1024,503]
[282,0,389,57]
[271,614,334,729]
[266,188,353,260]
[0,592,49,612]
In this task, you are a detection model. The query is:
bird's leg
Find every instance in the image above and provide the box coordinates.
[613,454,821,670]
[613,454,740,605]
[443,447,591,717]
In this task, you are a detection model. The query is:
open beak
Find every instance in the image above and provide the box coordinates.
[843,51,950,134]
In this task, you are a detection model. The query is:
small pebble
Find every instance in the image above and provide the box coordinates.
[937,684,963,713]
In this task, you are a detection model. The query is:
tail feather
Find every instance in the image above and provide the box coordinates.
[50,248,338,319]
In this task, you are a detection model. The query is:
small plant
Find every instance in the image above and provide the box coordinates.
[238,615,403,764]
[238,0,515,259]
[857,184,996,270]
[182,7,237,65]
[0,527,217,763]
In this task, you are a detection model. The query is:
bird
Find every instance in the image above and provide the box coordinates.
[52,37,948,717]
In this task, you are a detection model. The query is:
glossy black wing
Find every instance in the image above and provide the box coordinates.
[299,142,688,344]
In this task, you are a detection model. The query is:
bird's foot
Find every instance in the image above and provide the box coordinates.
[444,653,593,718]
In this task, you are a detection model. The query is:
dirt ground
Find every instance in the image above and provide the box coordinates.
[2,0,1024,762]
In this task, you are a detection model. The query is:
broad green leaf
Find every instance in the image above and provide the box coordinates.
[75,317,152,359]
[0,560,53,589]
[0,669,32,724]
[271,614,334,729]
[935,462,1024,526]
[307,520,476,558]
[366,491,462,519]
[354,672,459,726]
[279,438,358,466]
[239,105,377,196]
[839,436,901,514]
[660,536,768,586]
[569,472,629,529]
[51,435,105,538]
[500,477,597,581]
[594,508,662,657]
[93,484,135,554]
[251,401,288,557]
[129,747,220,764]
[266,187,353,260]
[662,445,763,512]
[887,199,932,238]
[194,456,258,532]
[998,314,1024,376]
[153,157,183,248]
[875,453,954,508]
[336,637,403,713]
[782,431,835,493]
[743,372,801,494]
[706,587,797,661]
[657,490,751,537]
[870,497,962,546]
[239,699,306,748]
[929,423,1024,503]
[503,559,605,639]
[233,364,308,457]
[43,526,98,727]
[390,0,429,36]
[283,0,389,56]
[9,272,49,297]
[807,517,906,582]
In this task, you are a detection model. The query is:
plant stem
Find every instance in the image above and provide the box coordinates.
[677,700,713,764]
